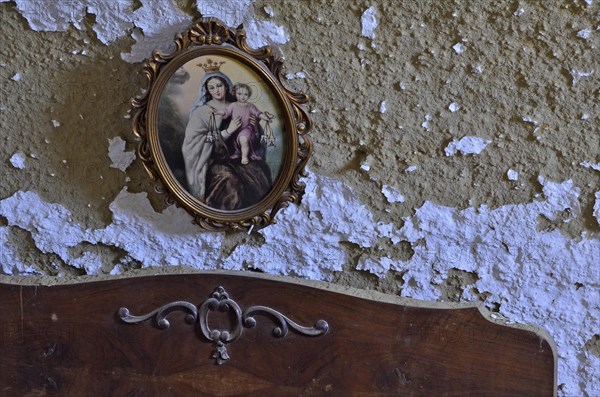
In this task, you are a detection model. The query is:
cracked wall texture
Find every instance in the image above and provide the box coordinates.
[0,0,598,395]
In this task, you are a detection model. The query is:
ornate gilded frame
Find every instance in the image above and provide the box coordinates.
[132,18,312,231]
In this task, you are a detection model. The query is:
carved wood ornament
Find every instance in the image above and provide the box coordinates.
[119,286,329,365]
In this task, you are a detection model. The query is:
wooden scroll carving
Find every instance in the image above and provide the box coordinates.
[0,273,556,396]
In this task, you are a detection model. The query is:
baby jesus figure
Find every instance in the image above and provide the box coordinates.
[214,83,274,165]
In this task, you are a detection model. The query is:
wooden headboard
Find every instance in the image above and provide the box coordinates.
[0,272,556,396]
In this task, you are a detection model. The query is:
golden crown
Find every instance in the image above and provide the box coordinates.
[198,58,225,73]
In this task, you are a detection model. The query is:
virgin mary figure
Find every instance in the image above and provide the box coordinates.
[181,63,272,211]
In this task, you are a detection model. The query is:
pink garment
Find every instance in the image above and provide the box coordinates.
[221,102,263,161]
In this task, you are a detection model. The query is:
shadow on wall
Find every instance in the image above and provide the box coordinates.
[0,10,186,226]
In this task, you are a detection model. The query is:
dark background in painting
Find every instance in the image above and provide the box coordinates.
[158,85,189,191]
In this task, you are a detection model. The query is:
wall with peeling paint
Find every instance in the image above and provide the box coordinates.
[0,1,598,395]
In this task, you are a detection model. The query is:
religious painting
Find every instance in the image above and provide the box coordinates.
[132,18,313,231]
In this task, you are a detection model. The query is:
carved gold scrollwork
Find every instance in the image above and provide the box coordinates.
[188,18,230,45]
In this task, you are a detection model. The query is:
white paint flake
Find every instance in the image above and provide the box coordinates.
[51,119,61,128]
[580,161,600,172]
[379,101,387,114]
[381,185,405,203]
[11,0,134,45]
[473,64,484,74]
[594,192,600,226]
[8,0,288,63]
[577,29,591,39]
[197,0,251,28]
[452,42,465,54]
[405,165,417,173]
[285,71,306,80]
[444,136,492,156]
[448,102,460,112]
[11,73,21,81]
[360,161,371,172]
[0,192,91,263]
[0,171,380,280]
[222,172,381,278]
[0,227,38,275]
[514,7,526,16]
[107,137,136,172]
[581,113,590,120]
[571,69,594,86]
[9,152,26,169]
[198,0,289,50]
[87,1,135,44]
[421,113,432,129]
[11,0,87,31]
[522,115,540,125]
[0,189,224,271]
[109,264,124,275]
[70,251,103,275]
[359,177,599,396]
[263,6,274,18]
[357,256,394,278]
[5,0,162,60]
[244,17,289,49]
[121,2,191,63]
[361,6,379,39]
[507,169,519,181]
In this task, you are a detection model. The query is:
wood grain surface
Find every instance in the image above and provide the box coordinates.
[0,273,556,396]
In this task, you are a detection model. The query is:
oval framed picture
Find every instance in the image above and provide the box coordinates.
[132,18,313,231]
